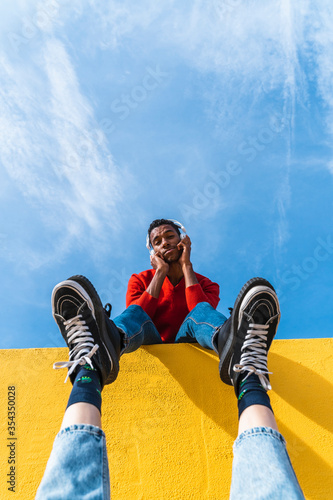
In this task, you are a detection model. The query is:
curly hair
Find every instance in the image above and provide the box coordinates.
[147,219,181,247]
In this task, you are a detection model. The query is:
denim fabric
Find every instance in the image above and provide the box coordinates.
[113,304,162,353]
[35,425,110,500]
[175,302,227,351]
[113,302,227,353]
[230,427,305,500]
[36,425,305,499]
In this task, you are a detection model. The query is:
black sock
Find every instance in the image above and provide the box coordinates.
[237,373,273,419]
[66,363,102,414]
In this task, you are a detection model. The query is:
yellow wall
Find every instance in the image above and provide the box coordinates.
[0,339,332,499]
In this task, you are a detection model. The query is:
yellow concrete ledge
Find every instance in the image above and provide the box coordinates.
[0,339,332,499]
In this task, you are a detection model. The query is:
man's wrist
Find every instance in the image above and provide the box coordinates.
[155,267,168,277]
[182,262,198,287]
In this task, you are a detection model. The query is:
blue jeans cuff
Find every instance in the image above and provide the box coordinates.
[57,424,106,440]
[234,426,286,449]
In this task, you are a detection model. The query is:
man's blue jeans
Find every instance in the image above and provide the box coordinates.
[36,424,305,499]
[112,302,228,353]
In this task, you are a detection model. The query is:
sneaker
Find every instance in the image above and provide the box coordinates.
[52,275,121,386]
[218,277,280,392]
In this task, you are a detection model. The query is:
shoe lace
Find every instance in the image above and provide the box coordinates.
[53,314,99,383]
[233,323,272,391]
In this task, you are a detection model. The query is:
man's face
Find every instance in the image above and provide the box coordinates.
[150,224,182,263]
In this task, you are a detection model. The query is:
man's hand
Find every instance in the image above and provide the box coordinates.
[150,252,169,275]
[177,235,192,269]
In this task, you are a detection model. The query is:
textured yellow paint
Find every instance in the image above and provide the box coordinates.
[0,339,332,499]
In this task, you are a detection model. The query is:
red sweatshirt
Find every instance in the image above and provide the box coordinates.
[126,269,220,343]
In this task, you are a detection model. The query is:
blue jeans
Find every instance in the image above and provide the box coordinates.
[113,302,228,353]
[36,425,110,500]
[36,425,305,499]
[230,427,305,499]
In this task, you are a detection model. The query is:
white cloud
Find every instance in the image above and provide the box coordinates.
[79,0,328,258]
[86,1,303,91]
[308,3,333,136]
[328,160,333,175]
[0,36,134,268]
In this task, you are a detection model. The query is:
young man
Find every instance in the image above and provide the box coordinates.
[107,218,278,383]
[106,218,231,369]
[126,218,220,343]
[36,275,305,499]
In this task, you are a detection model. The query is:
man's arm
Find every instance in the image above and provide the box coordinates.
[182,264,198,287]
[177,235,220,310]
[126,273,159,318]
[126,254,169,318]
[145,253,169,298]
[185,277,220,310]
[177,235,198,288]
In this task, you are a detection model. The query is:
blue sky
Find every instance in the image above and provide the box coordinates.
[0,0,332,349]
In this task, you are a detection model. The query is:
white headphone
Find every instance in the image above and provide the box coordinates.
[146,219,187,256]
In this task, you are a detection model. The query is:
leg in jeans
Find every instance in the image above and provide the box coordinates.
[174,301,228,350]
[36,418,110,500]
[230,407,305,499]
[113,304,162,353]
[217,278,305,499]
[36,276,122,500]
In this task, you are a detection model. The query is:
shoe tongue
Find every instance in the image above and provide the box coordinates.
[251,303,270,326]
[61,300,87,321]
[61,306,77,321]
